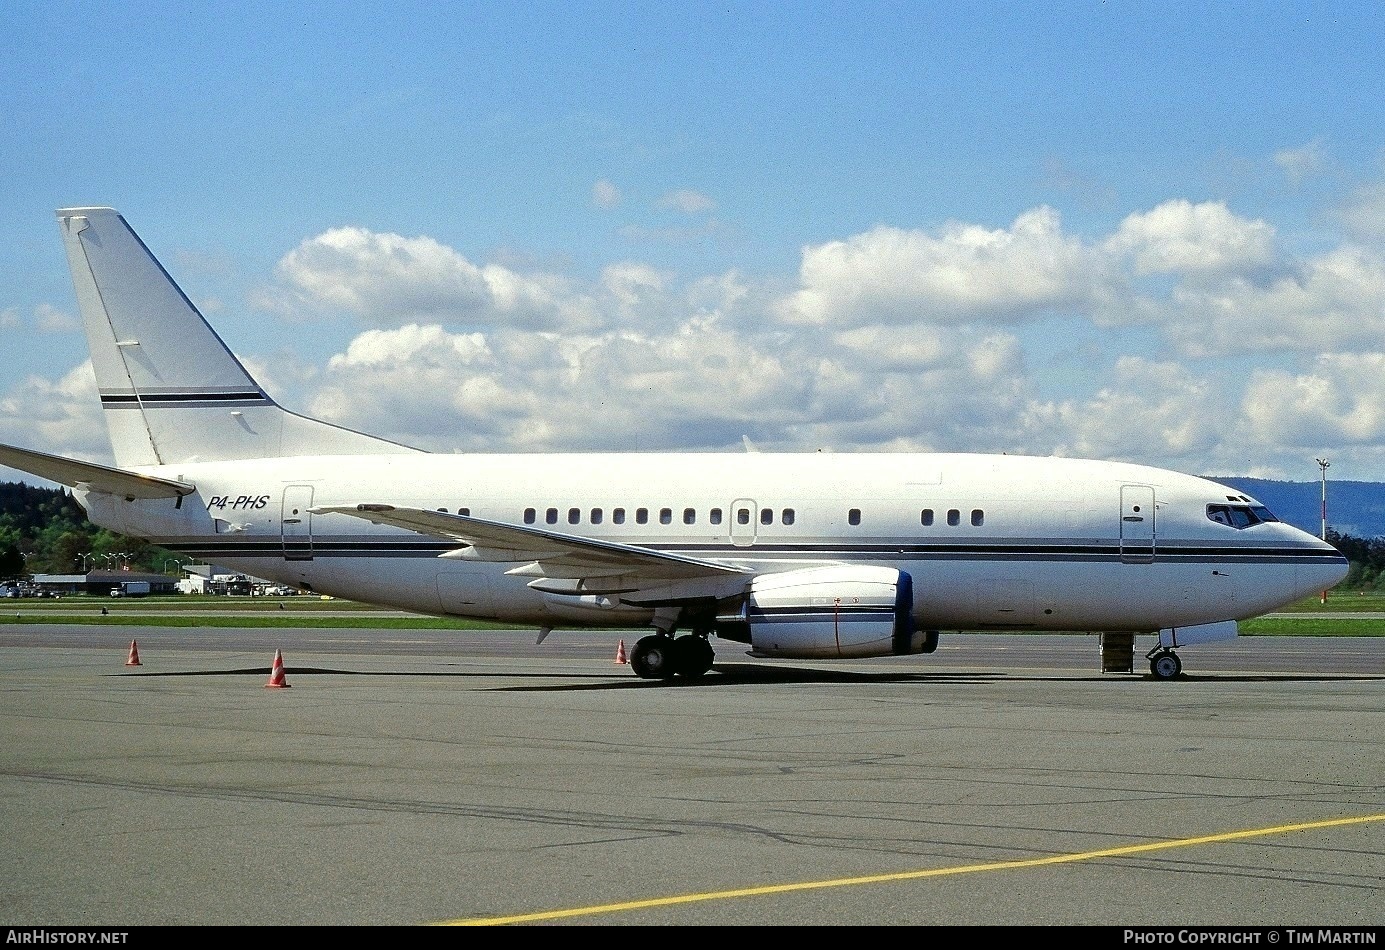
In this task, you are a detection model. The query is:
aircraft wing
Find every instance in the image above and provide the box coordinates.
[312,503,752,595]
[0,442,195,500]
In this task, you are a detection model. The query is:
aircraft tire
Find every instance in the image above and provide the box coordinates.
[675,636,715,679]
[630,635,677,680]
[1149,650,1182,680]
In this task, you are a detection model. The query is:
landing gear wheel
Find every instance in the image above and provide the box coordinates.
[630,635,677,680]
[1149,650,1182,680]
[675,636,715,679]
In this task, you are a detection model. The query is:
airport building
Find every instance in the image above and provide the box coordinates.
[25,570,180,597]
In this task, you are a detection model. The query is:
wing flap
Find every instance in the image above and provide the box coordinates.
[443,545,569,562]
[504,561,636,579]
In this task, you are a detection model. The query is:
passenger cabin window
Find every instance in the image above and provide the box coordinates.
[524,508,536,525]
[1206,503,1278,529]
[710,508,723,525]
[659,508,673,525]
[848,508,861,526]
[683,507,696,525]
[971,509,984,526]
[546,508,558,525]
[590,508,603,525]
[458,508,469,516]
[613,508,626,525]
[947,509,960,526]
[737,508,751,525]
[921,509,934,526]
[568,507,580,524]
[761,508,773,525]
[636,508,649,525]
[781,509,795,526]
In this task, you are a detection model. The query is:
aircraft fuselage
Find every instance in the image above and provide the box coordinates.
[80,450,1344,634]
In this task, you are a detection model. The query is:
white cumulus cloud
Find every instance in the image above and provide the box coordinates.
[1242,354,1385,447]
[1159,244,1385,357]
[326,324,492,370]
[775,206,1099,327]
[272,226,601,331]
[0,361,109,465]
[1026,357,1232,467]
[1103,199,1275,276]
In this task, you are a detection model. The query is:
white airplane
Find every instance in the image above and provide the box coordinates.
[0,207,1349,680]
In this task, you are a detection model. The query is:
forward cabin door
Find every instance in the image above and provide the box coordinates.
[282,485,315,561]
[1119,484,1155,564]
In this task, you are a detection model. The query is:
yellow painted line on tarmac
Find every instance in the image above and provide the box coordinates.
[440,812,1385,926]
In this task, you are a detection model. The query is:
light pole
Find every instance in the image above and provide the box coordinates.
[1316,458,1330,604]
[1316,458,1330,540]
[76,553,95,572]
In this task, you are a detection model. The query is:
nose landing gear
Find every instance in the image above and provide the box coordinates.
[1146,647,1183,680]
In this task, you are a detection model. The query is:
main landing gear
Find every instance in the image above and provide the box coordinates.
[1146,646,1183,680]
[629,633,715,681]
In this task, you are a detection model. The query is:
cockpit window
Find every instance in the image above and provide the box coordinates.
[1206,503,1280,529]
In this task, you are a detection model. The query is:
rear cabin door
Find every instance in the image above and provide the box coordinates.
[281,486,315,561]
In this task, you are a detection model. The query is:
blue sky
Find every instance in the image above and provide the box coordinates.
[4,1,1385,484]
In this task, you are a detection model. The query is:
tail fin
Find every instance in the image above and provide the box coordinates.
[55,207,420,467]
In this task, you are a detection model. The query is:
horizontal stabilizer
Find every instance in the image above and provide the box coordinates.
[0,442,195,500]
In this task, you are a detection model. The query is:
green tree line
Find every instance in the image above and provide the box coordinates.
[4,480,1385,587]
[1324,528,1385,589]
[0,482,176,578]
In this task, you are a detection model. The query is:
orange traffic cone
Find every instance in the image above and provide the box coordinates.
[265,649,290,688]
[125,640,142,666]
[615,639,627,664]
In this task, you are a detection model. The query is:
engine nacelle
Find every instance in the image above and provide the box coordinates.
[717,565,929,659]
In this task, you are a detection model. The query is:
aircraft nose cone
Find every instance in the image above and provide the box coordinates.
[1301,542,1349,595]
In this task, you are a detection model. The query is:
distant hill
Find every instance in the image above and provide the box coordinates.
[1207,477,1385,540]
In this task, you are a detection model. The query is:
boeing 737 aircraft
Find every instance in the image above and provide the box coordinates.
[0,208,1349,679]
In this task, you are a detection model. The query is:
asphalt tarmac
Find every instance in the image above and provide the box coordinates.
[1,626,1381,927]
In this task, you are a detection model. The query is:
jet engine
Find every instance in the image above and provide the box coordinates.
[715,565,932,658]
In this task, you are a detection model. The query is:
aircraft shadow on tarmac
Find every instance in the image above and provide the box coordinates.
[108,663,1000,686]
[106,663,1382,689]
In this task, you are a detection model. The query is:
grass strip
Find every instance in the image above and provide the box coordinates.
[1237,617,1385,636]
[0,613,521,630]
